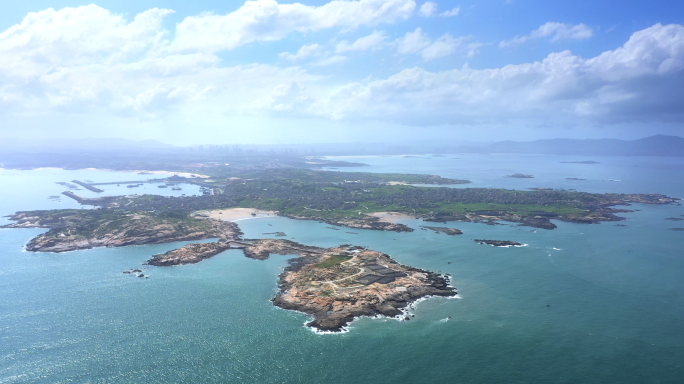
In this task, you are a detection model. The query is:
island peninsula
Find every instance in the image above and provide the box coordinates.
[2,167,679,332]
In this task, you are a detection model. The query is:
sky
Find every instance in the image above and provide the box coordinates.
[1,0,683,145]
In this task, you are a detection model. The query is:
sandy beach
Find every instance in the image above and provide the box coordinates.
[202,208,277,222]
[369,212,415,223]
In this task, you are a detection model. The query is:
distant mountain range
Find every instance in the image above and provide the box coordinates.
[1,135,682,157]
[439,135,684,157]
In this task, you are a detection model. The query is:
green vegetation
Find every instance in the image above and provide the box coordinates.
[7,208,217,239]
[232,168,469,185]
[314,255,353,268]
[9,166,675,235]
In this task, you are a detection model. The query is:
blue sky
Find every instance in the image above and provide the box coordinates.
[1,0,683,144]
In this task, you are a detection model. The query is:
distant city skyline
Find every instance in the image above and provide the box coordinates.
[1,0,683,144]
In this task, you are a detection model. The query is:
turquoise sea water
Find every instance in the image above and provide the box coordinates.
[1,158,683,383]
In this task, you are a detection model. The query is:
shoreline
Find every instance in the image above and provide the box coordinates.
[200,208,277,222]
[0,167,210,179]
[370,211,416,223]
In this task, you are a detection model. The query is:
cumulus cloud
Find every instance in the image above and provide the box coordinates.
[279,44,323,61]
[397,28,431,54]
[500,22,593,47]
[258,24,684,126]
[170,0,416,52]
[336,30,387,53]
[419,2,458,17]
[421,34,465,60]
[0,5,173,80]
[419,2,437,16]
[250,82,313,112]
[397,28,467,60]
[0,5,320,117]
[2,5,683,132]
[440,7,459,16]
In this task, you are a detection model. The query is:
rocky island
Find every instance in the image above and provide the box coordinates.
[475,239,525,247]
[257,240,455,332]
[148,238,456,333]
[420,226,463,235]
[509,174,534,178]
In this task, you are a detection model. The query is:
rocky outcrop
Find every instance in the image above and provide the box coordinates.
[4,211,242,253]
[281,214,414,233]
[242,241,456,332]
[146,238,456,333]
[475,239,524,247]
[241,239,325,260]
[145,241,232,266]
[420,226,463,235]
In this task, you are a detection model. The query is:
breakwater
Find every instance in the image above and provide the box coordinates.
[71,180,104,193]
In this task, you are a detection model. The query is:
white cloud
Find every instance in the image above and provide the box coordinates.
[420,34,465,60]
[397,28,467,60]
[440,7,459,17]
[500,22,593,47]
[257,24,684,126]
[397,28,431,54]
[336,30,387,53]
[170,0,416,52]
[279,44,323,61]
[419,2,437,17]
[311,55,347,66]
[2,5,683,132]
[0,5,173,80]
[0,5,321,117]
[466,42,482,58]
[250,82,312,112]
[419,2,458,17]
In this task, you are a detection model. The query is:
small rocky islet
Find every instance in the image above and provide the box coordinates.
[420,226,463,236]
[474,239,524,247]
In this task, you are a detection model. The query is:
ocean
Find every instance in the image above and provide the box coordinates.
[1,155,683,383]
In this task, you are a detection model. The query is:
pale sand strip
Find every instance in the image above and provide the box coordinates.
[202,208,277,222]
[369,212,415,223]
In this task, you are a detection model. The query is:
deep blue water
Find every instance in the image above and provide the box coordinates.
[1,159,683,383]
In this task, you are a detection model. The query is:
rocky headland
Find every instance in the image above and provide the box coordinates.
[2,210,242,253]
[146,241,233,266]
